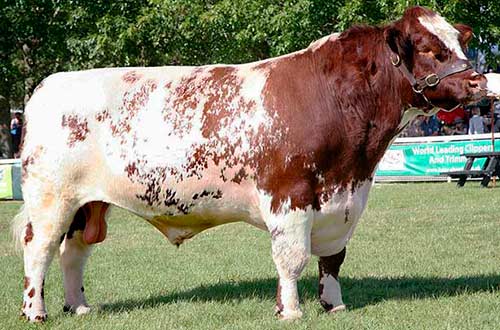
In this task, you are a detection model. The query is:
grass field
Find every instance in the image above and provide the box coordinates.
[0,182,499,329]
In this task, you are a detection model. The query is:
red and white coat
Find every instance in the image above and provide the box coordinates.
[15,6,489,322]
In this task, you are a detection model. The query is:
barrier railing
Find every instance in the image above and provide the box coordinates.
[0,159,22,199]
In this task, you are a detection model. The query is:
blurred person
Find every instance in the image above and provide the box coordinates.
[468,107,484,134]
[451,118,467,135]
[399,116,423,137]
[420,115,440,136]
[10,111,23,157]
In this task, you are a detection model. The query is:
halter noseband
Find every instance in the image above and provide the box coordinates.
[389,52,472,109]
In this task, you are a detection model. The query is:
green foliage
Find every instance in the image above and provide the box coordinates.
[0,0,499,106]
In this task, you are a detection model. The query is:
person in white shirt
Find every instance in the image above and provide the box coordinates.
[468,107,484,134]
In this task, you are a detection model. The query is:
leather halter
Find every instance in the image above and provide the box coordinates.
[389,52,472,108]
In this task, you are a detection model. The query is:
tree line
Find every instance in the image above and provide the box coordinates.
[1,0,499,108]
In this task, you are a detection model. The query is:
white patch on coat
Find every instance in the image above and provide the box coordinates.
[258,190,312,319]
[319,274,344,308]
[418,14,467,60]
[311,180,372,256]
[59,232,91,315]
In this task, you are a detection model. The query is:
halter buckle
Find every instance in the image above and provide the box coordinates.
[390,54,401,66]
[425,73,440,87]
[412,84,424,94]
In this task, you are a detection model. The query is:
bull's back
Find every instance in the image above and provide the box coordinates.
[22,64,273,232]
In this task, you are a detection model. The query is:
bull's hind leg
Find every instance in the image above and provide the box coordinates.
[268,208,313,320]
[60,202,109,315]
[318,247,346,313]
[18,203,72,322]
[60,208,90,315]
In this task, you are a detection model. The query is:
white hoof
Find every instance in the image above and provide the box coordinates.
[75,305,91,315]
[63,304,91,315]
[328,304,346,313]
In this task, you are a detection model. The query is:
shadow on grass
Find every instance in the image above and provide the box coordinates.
[100,273,500,312]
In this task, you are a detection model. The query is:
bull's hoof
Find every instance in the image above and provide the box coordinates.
[328,304,346,313]
[276,309,303,321]
[24,313,47,323]
[63,304,91,315]
[32,314,48,323]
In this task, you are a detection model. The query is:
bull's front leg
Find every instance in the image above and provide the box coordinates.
[318,247,346,313]
[268,207,313,320]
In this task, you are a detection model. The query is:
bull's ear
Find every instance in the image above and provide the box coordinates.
[384,25,402,55]
[454,23,473,47]
[384,24,411,60]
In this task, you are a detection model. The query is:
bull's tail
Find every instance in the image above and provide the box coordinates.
[12,204,28,252]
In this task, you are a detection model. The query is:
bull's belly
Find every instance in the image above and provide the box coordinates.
[310,180,372,256]
[101,173,372,251]
[102,170,268,245]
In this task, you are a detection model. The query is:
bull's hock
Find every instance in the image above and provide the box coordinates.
[485,73,500,98]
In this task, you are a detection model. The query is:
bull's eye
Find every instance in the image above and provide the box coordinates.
[434,53,446,62]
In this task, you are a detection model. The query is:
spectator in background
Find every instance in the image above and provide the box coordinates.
[420,115,440,136]
[468,107,484,134]
[10,111,23,157]
[451,118,467,135]
[399,116,423,137]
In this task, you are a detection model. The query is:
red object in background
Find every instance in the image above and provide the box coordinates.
[436,107,466,124]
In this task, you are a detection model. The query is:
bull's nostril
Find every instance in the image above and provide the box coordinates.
[468,80,480,88]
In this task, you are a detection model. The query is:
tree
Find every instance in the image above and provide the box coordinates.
[0,0,498,107]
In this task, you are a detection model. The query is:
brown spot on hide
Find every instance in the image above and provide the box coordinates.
[61,114,90,147]
[29,303,32,308]
[34,315,47,322]
[122,71,143,84]
[21,145,44,184]
[24,223,33,245]
[231,167,248,184]
[318,247,346,312]
[22,301,26,309]
[125,162,139,178]
[213,189,223,199]
[23,277,30,290]
[95,109,111,122]
[28,288,35,298]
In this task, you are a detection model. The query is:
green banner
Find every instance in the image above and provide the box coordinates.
[0,164,13,199]
[376,139,500,176]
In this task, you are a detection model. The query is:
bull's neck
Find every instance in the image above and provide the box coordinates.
[261,29,412,187]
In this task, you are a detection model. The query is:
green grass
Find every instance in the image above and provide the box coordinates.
[1,182,500,329]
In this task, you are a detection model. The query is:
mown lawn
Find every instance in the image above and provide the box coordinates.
[0,183,499,330]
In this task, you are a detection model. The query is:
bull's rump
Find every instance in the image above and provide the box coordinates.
[22,64,273,239]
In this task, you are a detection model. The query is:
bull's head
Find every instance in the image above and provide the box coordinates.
[385,6,487,111]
